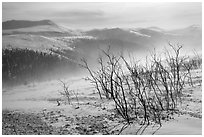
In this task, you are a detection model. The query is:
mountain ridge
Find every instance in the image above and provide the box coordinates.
[2,19,57,30]
[2,19,202,58]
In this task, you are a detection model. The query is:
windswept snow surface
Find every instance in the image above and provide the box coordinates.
[2,69,202,135]
[129,30,151,37]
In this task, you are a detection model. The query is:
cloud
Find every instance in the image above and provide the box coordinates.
[2,2,202,30]
[59,10,104,18]
[50,10,109,22]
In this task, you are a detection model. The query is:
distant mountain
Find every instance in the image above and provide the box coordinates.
[84,27,166,54]
[2,20,82,36]
[2,19,202,62]
[2,20,57,30]
[168,25,202,36]
[85,25,201,52]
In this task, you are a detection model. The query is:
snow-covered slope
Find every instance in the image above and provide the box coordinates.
[129,30,151,37]
[2,34,73,51]
[2,20,82,36]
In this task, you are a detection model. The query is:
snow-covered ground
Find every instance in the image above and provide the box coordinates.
[2,34,96,52]
[2,69,202,135]
[129,30,151,37]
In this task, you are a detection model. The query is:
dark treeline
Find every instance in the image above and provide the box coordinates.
[2,48,78,87]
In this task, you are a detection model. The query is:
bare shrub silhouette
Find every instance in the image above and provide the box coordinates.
[82,48,132,123]
[82,43,194,128]
[59,80,72,104]
[59,80,80,107]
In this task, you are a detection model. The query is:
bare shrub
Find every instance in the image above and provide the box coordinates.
[59,79,72,104]
[82,48,163,125]
[81,58,103,99]
[81,48,132,123]
[59,80,80,106]
[192,49,202,69]
[122,56,162,125]
[183,57,194,87]
[72,90,80,106]
[81,44,193,126]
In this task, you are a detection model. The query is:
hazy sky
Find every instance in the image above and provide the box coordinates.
[2,2,202,30]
